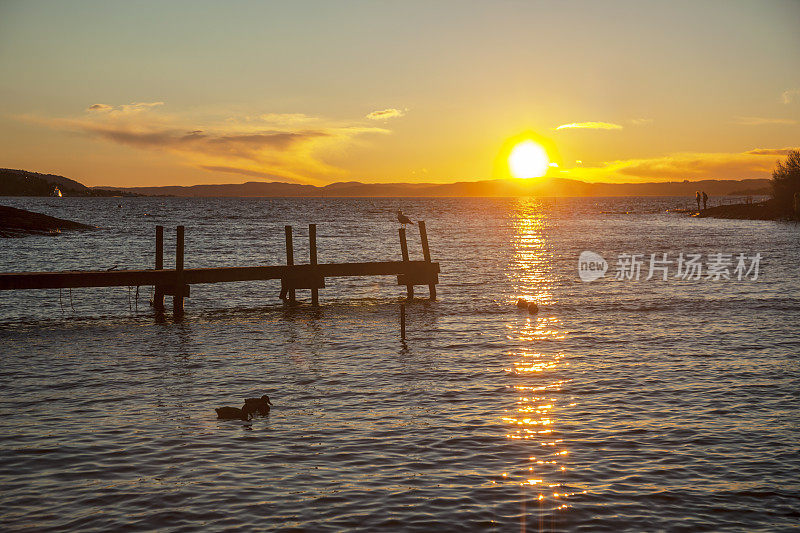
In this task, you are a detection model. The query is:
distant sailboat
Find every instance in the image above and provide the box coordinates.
[52,186,62,197]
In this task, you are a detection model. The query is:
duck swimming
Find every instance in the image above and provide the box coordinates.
[244,395,272,416]
[516,298,539,314]
[215,404,255,421]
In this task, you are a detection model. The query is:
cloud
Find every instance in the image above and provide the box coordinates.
[630,118,653,126]
[121,102,164,112]
[255,113,314,125]
[566,149,788,182]
[77,125,330,156]
[23,102,388,184]
[199,165,300,182]
[745,147,800,156]
[86,101,164,114]
[733,116,797,125]
[555,121,623,130]
[366,108,406,121]
[615,153,772,179]
[781,89,800,104]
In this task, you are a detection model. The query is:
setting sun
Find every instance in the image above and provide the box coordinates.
[509,140,550,179]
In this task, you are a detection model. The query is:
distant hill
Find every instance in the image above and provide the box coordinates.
[0,169,137,197]
[101,177,772,198]
[0,168,89,196]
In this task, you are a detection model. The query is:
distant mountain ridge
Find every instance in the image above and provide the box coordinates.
[102,177,772,197]
[1,168,772,197]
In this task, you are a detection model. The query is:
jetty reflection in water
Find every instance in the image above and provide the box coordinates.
[504,199,573,527]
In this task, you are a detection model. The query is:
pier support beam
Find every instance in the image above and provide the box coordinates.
[419,221,436,301]
[309,224,319,307]
[173,225,185,318]
[399,227,413,300]
[153,225,165,314]
[281,225,296,303]
[400,303,406,340]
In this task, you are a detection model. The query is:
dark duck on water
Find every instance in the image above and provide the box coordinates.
[244,394,272,416]
[215,403,256,421]
[516,297,539,314]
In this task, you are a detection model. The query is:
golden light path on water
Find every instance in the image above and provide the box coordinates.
[502,199,579,527]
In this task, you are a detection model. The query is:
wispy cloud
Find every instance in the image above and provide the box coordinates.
[87,101,164,114]
[555,121,623,130]
[733,116,797,126]
[254,113,315,125]
[629,118,653,126]
[781,89,800,104]
[615,153,773,180]
[565,149,788,182]
[366,108,406,121]
[22,103,388,184]
[745,147,800,156]
[199,165,297,181]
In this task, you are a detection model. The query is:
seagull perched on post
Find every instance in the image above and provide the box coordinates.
[397,210,414,227]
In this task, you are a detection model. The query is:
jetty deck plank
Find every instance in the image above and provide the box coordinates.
[0,261,440,291]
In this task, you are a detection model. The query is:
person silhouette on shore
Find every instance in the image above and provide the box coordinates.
[702,191,708,210]
[695,191,701,211]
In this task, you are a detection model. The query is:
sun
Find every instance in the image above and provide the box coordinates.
[508,140,550,179]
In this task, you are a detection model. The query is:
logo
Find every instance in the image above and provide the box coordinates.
[578,251,608,282]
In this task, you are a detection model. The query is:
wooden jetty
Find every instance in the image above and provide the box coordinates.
[0,223,440,317]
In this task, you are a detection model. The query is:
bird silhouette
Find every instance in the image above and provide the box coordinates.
[397,210,414,227]
[215,404,255,421]
[244,394,272,416]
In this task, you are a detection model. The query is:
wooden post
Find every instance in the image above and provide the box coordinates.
[309,224,319,307]
[400,303,406,340]
[153,225,164,313]
[284,225,295,303]
[418,220,436,300]
[173,225,184,318]
[399,227,413,300]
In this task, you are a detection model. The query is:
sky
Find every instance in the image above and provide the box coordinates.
[1,0,799,187]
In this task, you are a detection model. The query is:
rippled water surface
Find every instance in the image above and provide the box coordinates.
[0,197,798,531]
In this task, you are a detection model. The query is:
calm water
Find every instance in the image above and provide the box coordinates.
[0,197,798,532]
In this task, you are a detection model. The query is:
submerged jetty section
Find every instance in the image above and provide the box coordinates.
[0,223,439,318]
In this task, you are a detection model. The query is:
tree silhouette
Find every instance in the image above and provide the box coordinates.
[770,150,800,214]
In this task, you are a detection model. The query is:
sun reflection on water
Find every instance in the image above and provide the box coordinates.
[502,199,573,528]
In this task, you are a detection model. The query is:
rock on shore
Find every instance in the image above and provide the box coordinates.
[0,205,95,237]
[696,199,785,221]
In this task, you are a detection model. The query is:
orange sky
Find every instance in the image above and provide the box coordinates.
[1,1,799,187]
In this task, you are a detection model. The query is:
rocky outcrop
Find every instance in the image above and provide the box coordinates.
[696,199,785,221]
[0,205,95,237]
